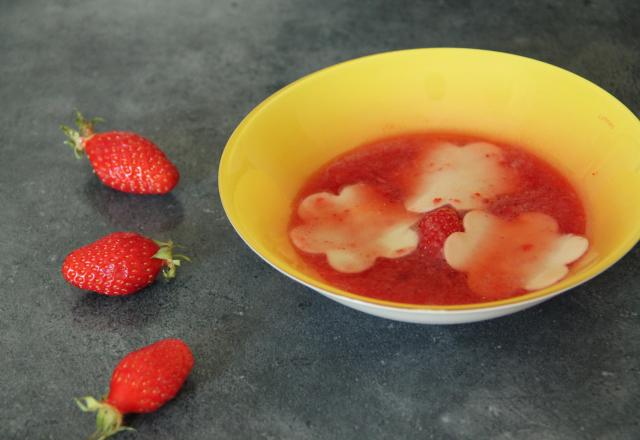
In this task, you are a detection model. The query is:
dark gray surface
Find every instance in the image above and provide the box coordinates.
[1,0,639,439]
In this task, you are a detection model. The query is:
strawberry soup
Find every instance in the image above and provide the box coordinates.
[289,133,588,305]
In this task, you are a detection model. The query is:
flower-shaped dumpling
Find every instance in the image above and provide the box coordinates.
[405,142,518,213]
[290,183,420,273]
[444,211,589,298]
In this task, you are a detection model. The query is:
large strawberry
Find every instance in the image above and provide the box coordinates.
[61,111,179,194]
[77,338,195,440]
[62,232,189,295]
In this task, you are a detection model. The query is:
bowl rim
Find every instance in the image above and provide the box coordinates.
[218,47,640,313]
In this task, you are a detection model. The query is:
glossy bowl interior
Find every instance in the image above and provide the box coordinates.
[219,48,640,324]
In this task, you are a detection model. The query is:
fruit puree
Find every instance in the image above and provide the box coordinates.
[289,133,587,305]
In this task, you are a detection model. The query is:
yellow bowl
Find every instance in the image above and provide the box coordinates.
[219,48,640,324]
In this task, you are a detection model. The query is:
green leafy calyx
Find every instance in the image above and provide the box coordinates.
[60,110,104,159]
[152,239,191,279]
[75,396,134,440]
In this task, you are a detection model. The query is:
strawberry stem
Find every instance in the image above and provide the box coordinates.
[60,110,104,159]
[152,239,191,280]
[76,396,134,440]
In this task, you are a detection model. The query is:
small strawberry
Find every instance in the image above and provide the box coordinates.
[77,338,195,440]
[61,111,179,194]
[418,206,464,256]
[62,232,189,296]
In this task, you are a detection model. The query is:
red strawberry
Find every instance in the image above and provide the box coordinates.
[62,232,189,296]
[77,338,194,440]
[61,111,179,194]
[418,206,464,256]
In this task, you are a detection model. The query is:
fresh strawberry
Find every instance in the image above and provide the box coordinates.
[61,111,179,194]
[77,338,194,440]
[418,206,464,256]
[62,232,189,296]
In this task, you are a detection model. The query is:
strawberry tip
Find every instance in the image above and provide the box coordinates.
[75,396,133,440]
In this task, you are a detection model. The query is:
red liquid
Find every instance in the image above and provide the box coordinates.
[289,133,586,305]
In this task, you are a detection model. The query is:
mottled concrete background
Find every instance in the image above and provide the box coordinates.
[1,0,638,439]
